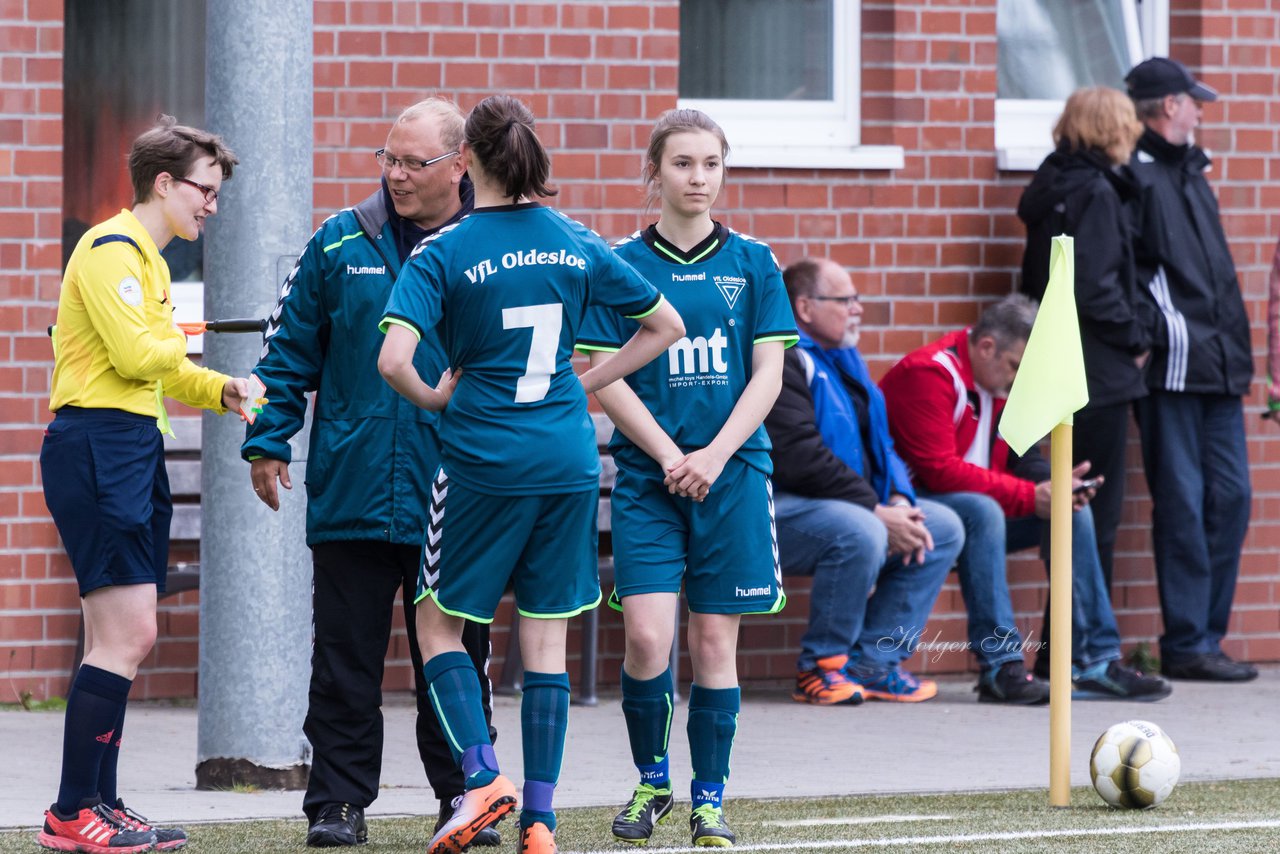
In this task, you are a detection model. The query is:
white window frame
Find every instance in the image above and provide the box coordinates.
[677,1,902,171]
[995,0,1168,171]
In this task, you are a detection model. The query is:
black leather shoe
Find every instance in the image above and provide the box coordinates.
[436,795,501,847]
[1162,652,1258,682]
[306,803,367,847]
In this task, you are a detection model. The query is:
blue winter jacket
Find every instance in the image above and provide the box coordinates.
[242,185,470,545]
[765,331,914,509]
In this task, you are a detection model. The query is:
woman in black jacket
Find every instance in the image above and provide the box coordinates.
[1018,86,1150,614]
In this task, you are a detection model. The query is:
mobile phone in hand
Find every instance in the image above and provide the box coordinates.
[1073,477,1101,494]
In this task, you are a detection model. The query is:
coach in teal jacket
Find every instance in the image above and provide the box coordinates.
[241,99,500,849]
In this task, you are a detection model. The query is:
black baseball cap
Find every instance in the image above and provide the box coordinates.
[1125,57,1218,102]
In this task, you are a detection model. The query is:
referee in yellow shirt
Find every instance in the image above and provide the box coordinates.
[37,116,248,854]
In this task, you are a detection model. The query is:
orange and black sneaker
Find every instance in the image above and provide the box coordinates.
[427,775,516,854]
[856,665,938,703]
[113,800,186,850]
[793,655,864,706]
[37,798,156,853]
[517,822,557,853]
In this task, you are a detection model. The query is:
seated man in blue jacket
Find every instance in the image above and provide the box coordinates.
[764,258,964,705]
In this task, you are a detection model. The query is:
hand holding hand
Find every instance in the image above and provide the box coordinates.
[663,447,727,502]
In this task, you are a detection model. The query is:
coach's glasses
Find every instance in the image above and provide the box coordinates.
[174,176,219,204]
[375,149,460,173]
[809,294,861,307]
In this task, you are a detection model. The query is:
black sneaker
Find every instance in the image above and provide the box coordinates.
[435,794,502,847]
[306,803,367,847]
[114,799,187,850]
[1163,652,1258,682]
[690,804,735,848]
[611,783,674,845]
[1074,660,1172,701]
[976,660,1050,705]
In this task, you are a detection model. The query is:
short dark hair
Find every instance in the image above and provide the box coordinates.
[129,115,238,205]
[970,294,1038,352]
[782,258,823,306]
[464,95,557,200]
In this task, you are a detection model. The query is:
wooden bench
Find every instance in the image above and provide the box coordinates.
[139,412,663,707]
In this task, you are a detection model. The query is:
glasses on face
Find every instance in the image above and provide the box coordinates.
[174,175,219,204]
[375,149,459,173]
[810,294,861,307]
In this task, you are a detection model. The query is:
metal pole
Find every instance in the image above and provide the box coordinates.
[197,0,313,789]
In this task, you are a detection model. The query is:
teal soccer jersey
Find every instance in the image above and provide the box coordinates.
[577,222,798,474]
[381,203,661,495]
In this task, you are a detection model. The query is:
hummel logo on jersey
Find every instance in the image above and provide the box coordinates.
[735,585,771,597]
[714,275,746,309]
[345,264,386,276]
[672,272,706,282]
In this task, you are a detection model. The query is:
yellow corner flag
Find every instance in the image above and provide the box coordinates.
[999,235,1089,455]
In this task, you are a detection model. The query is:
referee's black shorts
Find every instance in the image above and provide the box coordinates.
[40,406,172,596]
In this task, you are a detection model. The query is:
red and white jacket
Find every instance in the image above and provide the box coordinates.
[878,328,1038,518]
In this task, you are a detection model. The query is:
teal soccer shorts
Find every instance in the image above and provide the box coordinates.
[415,467,602,621]
[610,456,785,615]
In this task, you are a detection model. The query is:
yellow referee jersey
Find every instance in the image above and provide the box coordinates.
[49,210,228,418]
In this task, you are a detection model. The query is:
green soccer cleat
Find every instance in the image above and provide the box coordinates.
[611,783,674,846]
[690,803,736,848]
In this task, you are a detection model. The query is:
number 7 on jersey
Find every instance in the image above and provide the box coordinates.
[502,303,563,403]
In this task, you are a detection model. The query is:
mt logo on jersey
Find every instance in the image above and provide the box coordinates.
[667,328,730,388]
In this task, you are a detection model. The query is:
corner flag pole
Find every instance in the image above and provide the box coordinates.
[1048,422,1073,807]
[995,235,1088,808]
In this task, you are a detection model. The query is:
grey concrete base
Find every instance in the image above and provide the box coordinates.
[1,670,1277,830]
[195,758,309,792]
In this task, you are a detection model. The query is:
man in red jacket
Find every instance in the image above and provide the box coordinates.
[880,296,1170,701]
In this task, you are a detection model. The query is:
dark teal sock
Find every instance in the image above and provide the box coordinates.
[423,651,497,787]
[520,671,569,829]
[687,684,739,807]
[620,667,673,788]
[56,665,131,814]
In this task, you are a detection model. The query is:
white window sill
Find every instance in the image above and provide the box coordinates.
[996,147,1050,172]
[727,144,905,171]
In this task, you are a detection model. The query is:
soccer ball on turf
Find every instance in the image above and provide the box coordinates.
[1090,719,1181,808]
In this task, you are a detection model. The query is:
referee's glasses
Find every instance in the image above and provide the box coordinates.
[174,176,219,205]
[375,149,460,173]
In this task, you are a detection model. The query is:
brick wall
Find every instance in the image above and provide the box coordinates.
[0,0,69,703]
[2,0,1278,701]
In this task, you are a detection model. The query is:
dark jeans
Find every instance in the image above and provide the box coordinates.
[1134,391,1251,663]
[927,492,1122,669]
[1074,401,1134,592]
[302,540,492,821]
[773,493,963,674]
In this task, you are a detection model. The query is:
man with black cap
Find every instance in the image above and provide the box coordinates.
[1124,57,1257,683]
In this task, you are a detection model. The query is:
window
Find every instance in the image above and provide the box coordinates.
[63,0,208,351]
[995,0,1168,170]
[677,0,902,170]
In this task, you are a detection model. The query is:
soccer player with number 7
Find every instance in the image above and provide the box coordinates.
[378,95,684,854]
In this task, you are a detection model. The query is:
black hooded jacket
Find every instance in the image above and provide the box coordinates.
[1018,145,1152,407]
[1127,127,1252,396]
